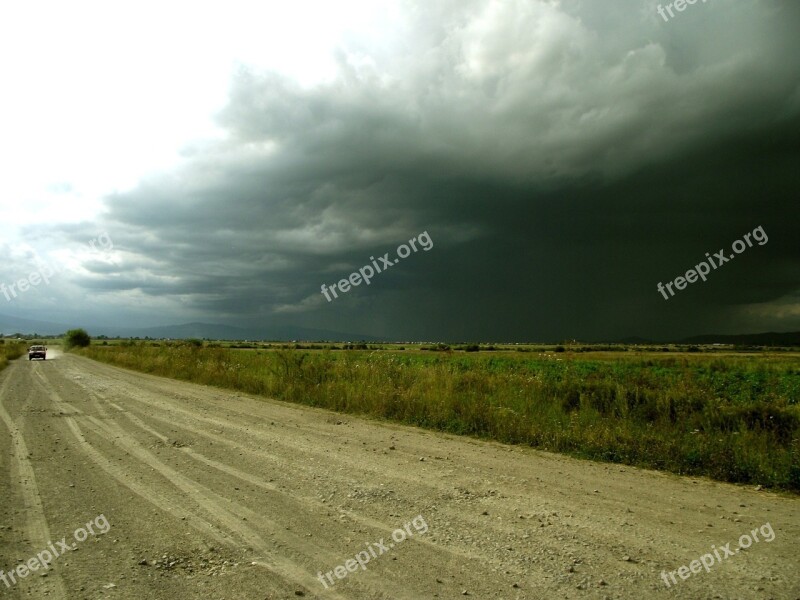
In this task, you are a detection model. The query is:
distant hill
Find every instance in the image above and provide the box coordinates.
[1,311,797,345]
[678,331,800,346]
[0,313,380,342]
[130,322,381,342]
[617,336,655,345]
[131,322,254,340]
[614,332,800,347]
[0,313,71,336]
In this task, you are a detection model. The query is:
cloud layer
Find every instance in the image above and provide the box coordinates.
[5,0,799,340]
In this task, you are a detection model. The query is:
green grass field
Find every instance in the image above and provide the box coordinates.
[0,340,26,371]
[75,342,800,491]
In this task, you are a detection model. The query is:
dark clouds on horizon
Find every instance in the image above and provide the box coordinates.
[7,0,800,341]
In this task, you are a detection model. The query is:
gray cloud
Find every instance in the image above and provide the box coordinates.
[11,0,800,340]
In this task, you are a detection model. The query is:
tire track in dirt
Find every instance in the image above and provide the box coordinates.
[107,397,476,566]
[65,362,510,561]
[0,368,68,599]
[29,370,238,547]
[32,368,390,599]
[68,364,466,599]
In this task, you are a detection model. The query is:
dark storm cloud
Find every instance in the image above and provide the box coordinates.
[42,0,800,340]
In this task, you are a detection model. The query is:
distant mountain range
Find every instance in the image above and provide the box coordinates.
[678,331,800,346]
[1,312,798,345]
[0,314,68,337]
[0,313,379,342]
[130,322,382,342]
[620,332,800,346]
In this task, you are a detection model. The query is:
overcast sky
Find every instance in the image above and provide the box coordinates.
[1,0,798,341]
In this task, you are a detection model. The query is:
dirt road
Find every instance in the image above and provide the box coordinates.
[0,351,797,599]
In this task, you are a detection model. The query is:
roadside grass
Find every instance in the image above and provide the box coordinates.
[76,344,800,491]
[0,341,26,371]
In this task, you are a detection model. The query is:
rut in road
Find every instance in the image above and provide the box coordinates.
[32,369,361,599]
[0,372,68,599]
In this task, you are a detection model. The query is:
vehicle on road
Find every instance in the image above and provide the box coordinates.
[28,345,47,360]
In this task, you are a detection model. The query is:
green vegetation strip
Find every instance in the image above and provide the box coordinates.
[77,344,800,491]
[0,341,26,372]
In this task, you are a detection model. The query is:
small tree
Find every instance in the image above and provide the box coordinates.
[64,328,91,350]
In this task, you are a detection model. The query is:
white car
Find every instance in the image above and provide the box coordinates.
[28,345,47,360]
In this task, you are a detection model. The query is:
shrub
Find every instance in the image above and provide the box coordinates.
[64,328,91,350]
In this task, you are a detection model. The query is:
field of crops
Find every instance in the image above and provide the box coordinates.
[77,343,800,491]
